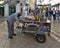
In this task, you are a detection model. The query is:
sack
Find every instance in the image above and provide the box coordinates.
[25,15,35,20]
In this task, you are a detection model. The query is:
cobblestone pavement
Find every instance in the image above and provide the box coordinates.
[52,22,60,33]
[51,21,60,37]
[0,20,60,48]
[0,17,5,23]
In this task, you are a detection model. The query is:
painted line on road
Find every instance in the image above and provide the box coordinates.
[51,33,60,43]
[51,30,60,37]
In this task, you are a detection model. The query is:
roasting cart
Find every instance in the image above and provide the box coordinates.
[17,16,51,43]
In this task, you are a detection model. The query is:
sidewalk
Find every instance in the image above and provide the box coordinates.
[0,19,60,48]
[51,21,60,38]
[0,16,5,23]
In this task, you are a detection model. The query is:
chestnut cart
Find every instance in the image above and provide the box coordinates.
[17,19,51,43]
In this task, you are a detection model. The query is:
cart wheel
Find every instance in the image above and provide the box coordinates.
[36,34,46,43]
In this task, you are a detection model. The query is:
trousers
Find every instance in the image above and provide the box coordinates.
[7,21,14,37]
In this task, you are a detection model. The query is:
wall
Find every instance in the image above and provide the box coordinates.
[4,4,9,17]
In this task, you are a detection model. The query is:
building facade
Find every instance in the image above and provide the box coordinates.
[0,0,36,17]
[0,0,23,17]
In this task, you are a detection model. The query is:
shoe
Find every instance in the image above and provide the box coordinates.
[13,34,17,36]
[8,36,13,39]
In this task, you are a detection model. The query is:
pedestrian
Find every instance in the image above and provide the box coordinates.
[52,9,56,21]
[7,12,22,39]
[22,9,28,17]
[56,10,60,23]
[48,8,52,21]
[39,8,44,21]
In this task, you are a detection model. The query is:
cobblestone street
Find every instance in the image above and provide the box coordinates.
[0,19,60,48]
[0,0,60,48]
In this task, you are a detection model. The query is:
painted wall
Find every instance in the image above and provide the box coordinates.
[16,3,20,13]
[4,4,9,17]
[4,3,21,17]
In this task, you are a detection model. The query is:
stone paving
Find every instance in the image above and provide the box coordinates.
[51,21,60,31]
[51,21,60,37]
[0,19,60,48]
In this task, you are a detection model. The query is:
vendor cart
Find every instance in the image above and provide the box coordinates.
[16,16,51,43]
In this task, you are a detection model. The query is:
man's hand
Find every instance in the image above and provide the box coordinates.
[16,21,20,25]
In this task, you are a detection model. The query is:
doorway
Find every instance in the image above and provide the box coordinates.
[0,5,4,16]
[9,5,16,15]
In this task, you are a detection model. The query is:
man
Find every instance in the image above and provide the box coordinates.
[7,12,22,39]
[39,8,44,21]
[48,8,52,21]
[56,10,60,23]
[52,9,56,20]
[33,8,38,16]
[22,9,28,17]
